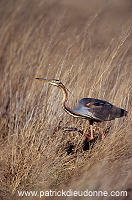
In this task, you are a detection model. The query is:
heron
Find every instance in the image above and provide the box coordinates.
[35,78,127,140]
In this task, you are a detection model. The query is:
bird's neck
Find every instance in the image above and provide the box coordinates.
[59,84,68,107]
[59,84,83,118]
[59,84,76,116]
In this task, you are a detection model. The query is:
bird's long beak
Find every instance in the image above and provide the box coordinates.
[35,78,51,83]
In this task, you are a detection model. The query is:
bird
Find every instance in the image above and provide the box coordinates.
[35,78,128,140]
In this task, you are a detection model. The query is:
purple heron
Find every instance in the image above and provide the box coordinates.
[36,78,127,140]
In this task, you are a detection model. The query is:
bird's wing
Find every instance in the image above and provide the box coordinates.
[75,98,112,121]
[76,98,125,121]
[85,101,112,107]
[85,100,119,121]
[85,99,115,121]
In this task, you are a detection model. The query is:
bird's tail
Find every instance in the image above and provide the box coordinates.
[120,108,128,117]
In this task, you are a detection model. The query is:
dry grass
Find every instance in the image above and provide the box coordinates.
[0,0,132,200]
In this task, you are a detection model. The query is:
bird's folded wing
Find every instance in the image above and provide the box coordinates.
[86,102,120,121]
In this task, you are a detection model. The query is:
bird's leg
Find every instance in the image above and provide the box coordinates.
[90,123,94,139]
[98,122,105,139]
[83,120,94,141]
[83,133,93,140]
[100,127,105,139]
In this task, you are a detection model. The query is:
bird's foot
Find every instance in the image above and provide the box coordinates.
[83,133,94,141]
[101,134,105,140]
[63,127,83,134]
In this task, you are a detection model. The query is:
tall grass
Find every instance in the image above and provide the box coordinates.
[0,0,132,199]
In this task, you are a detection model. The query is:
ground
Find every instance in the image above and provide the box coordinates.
[0,0,132,200]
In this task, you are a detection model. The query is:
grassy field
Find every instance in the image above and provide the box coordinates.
[0,0,132,199]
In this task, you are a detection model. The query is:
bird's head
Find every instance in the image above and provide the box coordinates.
[35,78,62,87]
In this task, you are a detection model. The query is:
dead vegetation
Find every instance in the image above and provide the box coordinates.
[0,0,132,200]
